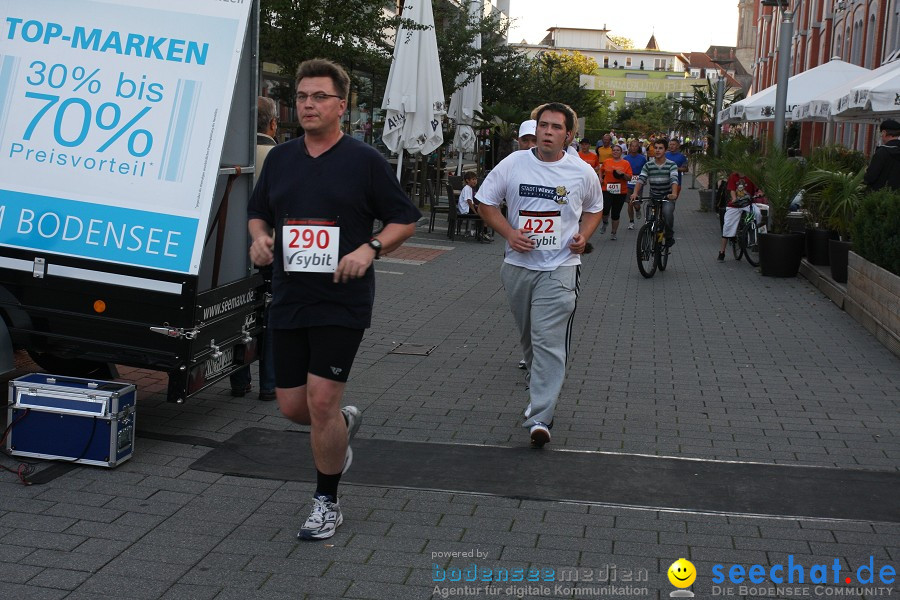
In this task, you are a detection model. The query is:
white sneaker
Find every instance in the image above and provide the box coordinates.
[530,423,551,448]
[517,359,526,370]
[610,234,617,241]
[599,222,608,234]
[628,222,634,230]
[297,495,343,540]
[341,406,361,475]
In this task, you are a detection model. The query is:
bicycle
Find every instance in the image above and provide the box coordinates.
[729,198,768,267]
[636,195,672,278]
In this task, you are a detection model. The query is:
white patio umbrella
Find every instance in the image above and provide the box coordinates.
[739,59,869,122]
[718,99,747,125]
[793,61,900,122]
[833,59,900,120]
[382,0,446,181]
[447,0,482,175]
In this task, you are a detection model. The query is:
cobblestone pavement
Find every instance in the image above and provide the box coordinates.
[2,181,898,599]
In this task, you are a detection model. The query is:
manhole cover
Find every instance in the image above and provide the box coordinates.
[389,343,436,356]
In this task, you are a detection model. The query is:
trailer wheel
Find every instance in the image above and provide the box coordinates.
[26,351,117,379]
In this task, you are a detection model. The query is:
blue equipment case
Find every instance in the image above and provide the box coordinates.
[6,374,136,467]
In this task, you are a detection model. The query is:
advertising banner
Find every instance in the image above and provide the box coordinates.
[0,0,252,274]
[580,74,698,94]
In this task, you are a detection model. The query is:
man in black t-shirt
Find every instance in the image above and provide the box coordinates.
[247,59,420,541]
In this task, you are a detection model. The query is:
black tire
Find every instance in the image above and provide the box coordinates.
[743,221,760,266]
[636,223,657,278]
[27,350,116,378]
[658,240,670,271]
[732,226,744,261]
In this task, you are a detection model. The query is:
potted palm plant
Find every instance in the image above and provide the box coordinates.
[801,147,867,266]
[753,149,808,277]
[808,168,866,283]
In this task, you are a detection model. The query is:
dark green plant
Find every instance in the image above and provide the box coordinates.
[801,167,866,234]
[852,189,900,276]
[809,145,867,173]
[695,134,758,190]
[754,149,808,234]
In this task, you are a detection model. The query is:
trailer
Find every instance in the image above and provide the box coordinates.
[0,0,265,402]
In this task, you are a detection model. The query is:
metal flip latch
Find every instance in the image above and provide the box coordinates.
[33,257,45,279]
[208,339,223,360]
[149,324,199,339]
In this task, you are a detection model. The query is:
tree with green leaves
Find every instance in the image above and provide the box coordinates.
[675,80,743,146]
[259,0,402,101]
[615,97,676,137]
[518,51,601,118]
[607,35,634,50]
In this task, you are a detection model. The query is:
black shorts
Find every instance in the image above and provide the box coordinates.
[602,191,627,221]
[272,326,365,386]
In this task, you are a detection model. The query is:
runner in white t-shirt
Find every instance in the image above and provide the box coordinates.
[477,102,603,448]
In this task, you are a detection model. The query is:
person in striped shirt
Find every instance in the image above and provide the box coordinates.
[630,139,680,247]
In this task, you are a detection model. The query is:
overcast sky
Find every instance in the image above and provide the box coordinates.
[506,0,741,53]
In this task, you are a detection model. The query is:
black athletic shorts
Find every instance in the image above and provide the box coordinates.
[272,326,365,386]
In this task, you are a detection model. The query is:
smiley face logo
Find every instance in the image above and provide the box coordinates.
[667,558,696,588]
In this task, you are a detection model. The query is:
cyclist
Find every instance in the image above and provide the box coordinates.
[718,171,761,261]
[630,139,679,247]
[624,139,648,229]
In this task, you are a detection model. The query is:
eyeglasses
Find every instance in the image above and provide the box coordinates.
[296,92,343,104]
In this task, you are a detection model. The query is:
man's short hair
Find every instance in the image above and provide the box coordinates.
[654,138,669,148]
[535,102,575,133]
[880,119,900,136]
[295,58,350,99]
[257,96,278,134]
[462,170,477,181]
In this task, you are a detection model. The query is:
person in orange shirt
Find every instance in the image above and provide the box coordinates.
[599,144,633,239]
[596,133,614,163]
[577,138,598,170]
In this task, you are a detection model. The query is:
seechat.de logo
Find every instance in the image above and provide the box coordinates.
[711,555,896,586]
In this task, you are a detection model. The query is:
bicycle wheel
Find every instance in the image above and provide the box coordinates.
[658,237,670,271]
[743,221,760,266]
[636,223,657,278]
[732,224,744,261]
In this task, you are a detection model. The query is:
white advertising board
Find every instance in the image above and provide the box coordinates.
[0,0,252,275]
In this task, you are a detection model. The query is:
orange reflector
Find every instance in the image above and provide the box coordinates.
[93,300,107,313]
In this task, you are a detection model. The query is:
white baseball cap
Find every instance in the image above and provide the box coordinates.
[518,119,537,138]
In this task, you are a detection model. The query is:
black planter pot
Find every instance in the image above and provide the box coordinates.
[759,232,804,277]
[829,239,852,283]
[805,228,836,266]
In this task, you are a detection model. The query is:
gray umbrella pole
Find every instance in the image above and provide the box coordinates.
[457,153,463,176]
[396,148,403,181]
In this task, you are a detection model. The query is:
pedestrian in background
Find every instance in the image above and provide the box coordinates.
[863,118,900,191]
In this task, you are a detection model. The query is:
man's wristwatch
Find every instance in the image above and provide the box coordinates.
[368,238,382,259]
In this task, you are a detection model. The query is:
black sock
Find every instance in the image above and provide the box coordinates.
[315,470,341,500]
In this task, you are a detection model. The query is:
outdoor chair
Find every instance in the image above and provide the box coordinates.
[427,180,448,233]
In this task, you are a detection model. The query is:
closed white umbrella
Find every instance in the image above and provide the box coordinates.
[382,0,446,181]
[447,0,482,175]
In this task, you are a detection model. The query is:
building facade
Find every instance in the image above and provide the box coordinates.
[749,0,900,153]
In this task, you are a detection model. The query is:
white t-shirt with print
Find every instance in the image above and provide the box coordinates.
[458,185,474,215]
[477,149,603,271]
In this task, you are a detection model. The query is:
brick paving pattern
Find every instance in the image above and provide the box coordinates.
[1,181,898,599]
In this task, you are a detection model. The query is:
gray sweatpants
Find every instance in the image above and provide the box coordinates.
[500,262,579,429]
